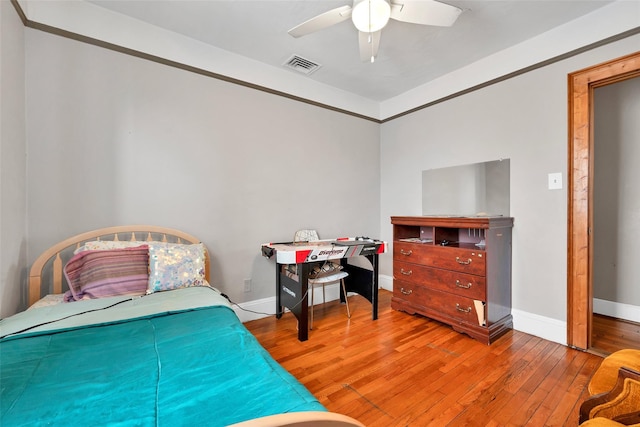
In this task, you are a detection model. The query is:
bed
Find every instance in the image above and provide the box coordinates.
[1,226,363,427]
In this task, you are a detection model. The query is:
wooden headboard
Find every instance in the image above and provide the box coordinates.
[28,225,210,307]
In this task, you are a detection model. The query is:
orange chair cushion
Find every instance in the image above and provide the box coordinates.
[589,376,640,421]
[589,349,640,395]
[580,418,640,427]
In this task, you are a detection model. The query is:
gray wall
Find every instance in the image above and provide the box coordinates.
[379,34,640,330]
[5,3,640,339]
[0,1,28,318]
[594,77,640,307]
[23,29,380,310]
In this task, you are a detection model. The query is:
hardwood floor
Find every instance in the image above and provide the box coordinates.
[591,314,640,356]
[244,290,603,426]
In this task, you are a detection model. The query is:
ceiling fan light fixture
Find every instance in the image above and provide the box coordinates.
[352,0,390,33]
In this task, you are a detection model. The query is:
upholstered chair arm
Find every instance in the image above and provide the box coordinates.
[580,367,640,425]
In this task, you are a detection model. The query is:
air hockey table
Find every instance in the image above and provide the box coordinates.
[261,237,387,341]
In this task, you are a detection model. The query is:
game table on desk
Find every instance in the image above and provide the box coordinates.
[261,238,387,341]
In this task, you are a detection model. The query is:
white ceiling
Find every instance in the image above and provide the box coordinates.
[83,0,615,102]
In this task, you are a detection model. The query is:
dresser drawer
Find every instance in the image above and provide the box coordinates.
[393,281,486,327]
[393,260,486,300]
[394,242,486,276]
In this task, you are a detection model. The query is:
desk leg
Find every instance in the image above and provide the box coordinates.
[343,254,379,321]
[369,254,379,320]
[297,263,310,341]
[275,263,309,341]
[275,263,283,319]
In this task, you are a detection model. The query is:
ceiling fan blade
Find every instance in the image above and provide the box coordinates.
[359,31,381,63]
[390,0,462,27]
[288,5,353,38]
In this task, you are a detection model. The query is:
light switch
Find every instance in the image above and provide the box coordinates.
[548,172,562,190]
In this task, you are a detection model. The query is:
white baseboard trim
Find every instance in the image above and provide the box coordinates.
[234,283,343,323]
[232,295,278,323]
[383,274,568,345]
[235,275,571,348]
[511,309,567,345]
[235,275,395,324]
[594,298,640,323]
[379,274,393,292]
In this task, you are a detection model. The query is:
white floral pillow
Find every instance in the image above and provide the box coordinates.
[147,243,206,293]
[74,240,145,254]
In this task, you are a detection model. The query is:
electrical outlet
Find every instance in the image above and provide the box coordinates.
[243,278,251,293]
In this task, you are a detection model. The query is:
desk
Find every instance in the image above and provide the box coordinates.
[261,238,387,341]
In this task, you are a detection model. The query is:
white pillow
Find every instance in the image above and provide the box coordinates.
[74,240,145,254]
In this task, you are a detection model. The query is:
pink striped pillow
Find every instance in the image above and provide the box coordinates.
[63,245,149,302]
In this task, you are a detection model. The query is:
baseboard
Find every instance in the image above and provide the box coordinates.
[511,309,567,345]
[231,295,278,323]
[381,274,569,345]
[235,276,395,323]
[379,274,393,292]
[235,274,570,347]
[512,300,640,346]
[234,283,343,323]
[511,300,640,346]
[594,298,640,323]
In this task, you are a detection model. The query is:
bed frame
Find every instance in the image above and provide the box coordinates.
[25,225,365,427]
[228,411,365,427]
[28,225,211,307]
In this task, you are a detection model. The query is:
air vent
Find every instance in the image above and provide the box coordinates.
[283,55,322,75]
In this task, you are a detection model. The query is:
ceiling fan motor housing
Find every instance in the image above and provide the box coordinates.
[352,0,391,33]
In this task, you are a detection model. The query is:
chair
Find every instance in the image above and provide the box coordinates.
[579,349,640,426]
[294,229,351,329]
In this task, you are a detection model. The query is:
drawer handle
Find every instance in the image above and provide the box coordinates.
[456,280,472,289]
[400,249,413,256]
[456,257,472,265]
[400,288,413,295]
[456,303,472,313]
[400,268,412,276]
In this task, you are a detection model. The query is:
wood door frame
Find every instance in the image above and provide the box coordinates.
[567,51,640,350]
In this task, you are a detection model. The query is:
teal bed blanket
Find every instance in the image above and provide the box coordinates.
[0,288,324,426]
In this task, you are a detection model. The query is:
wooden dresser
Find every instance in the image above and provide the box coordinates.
[390,216,514,344]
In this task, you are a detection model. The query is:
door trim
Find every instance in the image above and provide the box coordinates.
[567,51,640,350]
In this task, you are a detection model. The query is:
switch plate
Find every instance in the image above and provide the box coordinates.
[244,278,251,292]
[548,172,562,190]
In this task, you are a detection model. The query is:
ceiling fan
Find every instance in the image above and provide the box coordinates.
[288,0,463,63]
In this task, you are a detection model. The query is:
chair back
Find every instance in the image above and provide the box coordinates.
[294,229,320,242]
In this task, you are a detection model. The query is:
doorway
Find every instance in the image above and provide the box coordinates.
[567,51,640,351]
[591,78,640,355]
